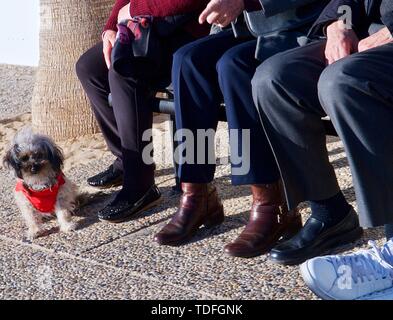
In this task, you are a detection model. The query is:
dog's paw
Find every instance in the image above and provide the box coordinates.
[60,221,77,233]
[26,228,42,241]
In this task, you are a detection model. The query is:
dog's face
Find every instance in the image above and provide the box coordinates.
[3,128,64,187]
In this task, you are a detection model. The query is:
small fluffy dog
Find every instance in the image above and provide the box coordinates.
[3,127,77,240]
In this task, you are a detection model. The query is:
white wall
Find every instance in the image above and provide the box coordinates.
[0,0,40,66]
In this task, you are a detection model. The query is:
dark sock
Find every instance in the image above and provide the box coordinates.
[385,224,393,241]
[309,191,351,227]
[111,148,155,204]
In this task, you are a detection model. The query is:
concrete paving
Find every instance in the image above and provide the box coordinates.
[0,65,386,300]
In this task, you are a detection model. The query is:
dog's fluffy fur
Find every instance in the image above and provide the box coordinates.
[3,127,78,240]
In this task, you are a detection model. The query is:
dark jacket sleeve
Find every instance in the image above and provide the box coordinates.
[381,0,393,34]
[259,0,324,17]
[309,0,366,36]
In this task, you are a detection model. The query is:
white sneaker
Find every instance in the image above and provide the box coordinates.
[300,240,393,300]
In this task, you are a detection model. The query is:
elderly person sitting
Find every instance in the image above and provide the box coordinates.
[253,0,393,299]
[76,0,209,223]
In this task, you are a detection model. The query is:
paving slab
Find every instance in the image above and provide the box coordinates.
[81,206,383,300]
[0,237,212,300]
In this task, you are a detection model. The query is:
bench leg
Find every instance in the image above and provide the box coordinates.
[169,114,182,194]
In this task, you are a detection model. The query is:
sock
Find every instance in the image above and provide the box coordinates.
[309,191,351,227]
[385,224,393,241]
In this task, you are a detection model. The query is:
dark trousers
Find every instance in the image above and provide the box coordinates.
[253,40,393,227]
[76,32,193,194]
[172,30,304,185]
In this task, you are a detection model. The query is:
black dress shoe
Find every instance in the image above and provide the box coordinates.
[98,185,161,223]
[87,165,123,189]
[269,208,363,266]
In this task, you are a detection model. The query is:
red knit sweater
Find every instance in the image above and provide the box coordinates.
[104,0,210,38]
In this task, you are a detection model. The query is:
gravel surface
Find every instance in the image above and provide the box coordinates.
[0,240,207,300]
[0,64,386,300]
[0,65,36,120]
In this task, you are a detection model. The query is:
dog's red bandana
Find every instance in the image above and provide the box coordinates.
[15,174,65,213]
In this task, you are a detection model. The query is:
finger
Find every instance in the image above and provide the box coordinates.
[103,44,112,69]
[199,8,211,24]
[384,38,393,45]
[109,36,116,47]
[207,12,222,25]
[358,38,369,52]
[215,14,231,28]
[199,2,215,24]
[324,49,332,65]
[366,37,379,48]
[358,33,391,52]
[325,44,337,65]
[217,21,230,28]
[358,41,367,52]
[219,16,232,28]
[325,51,335,65]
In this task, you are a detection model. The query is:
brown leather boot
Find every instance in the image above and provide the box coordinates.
[224,182,302,258]
[154,183,224,246]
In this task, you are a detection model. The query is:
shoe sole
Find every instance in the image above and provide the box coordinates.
[269,226,363,266]
[155,235,191,247]
[88,180,123,190]
[155,208,225,247]
[99,196,162,224]
[225,248,272,259]
[356,287,393,300]
[225,234,288,259]
[224,218,303,259]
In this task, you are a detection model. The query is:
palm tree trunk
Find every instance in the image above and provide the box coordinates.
[32,0,114,141]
